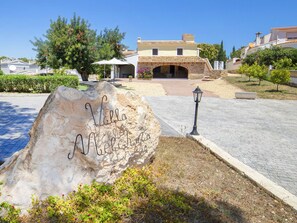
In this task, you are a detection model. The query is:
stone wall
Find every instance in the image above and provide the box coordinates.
[138,56,209,79]
[204,70,227,79]
[226,61,242,71]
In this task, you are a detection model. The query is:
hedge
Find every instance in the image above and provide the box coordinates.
[0,75,79,93]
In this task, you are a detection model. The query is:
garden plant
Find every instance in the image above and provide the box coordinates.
[137,67,153,80]
[270,69,291,91]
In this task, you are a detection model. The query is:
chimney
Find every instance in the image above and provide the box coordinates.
[255,32,262,46]
[182,34,194,42]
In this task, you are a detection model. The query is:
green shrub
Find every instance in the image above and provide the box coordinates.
[270,69,291,91]
[0,70,4,76]
[0,75,79,93]
[0,202,21,223]
[2,168,193,222]
[53,67,68,76]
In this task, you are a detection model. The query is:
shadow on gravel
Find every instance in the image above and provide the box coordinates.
[0,101,37,162]
[130,190,247,223]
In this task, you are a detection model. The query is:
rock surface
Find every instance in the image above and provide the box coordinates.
[0,82,160,210]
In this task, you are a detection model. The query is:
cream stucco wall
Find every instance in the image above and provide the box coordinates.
[138,43,198,57]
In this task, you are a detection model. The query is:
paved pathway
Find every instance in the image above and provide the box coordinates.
[116,78,218,97]
[145,96,297,196]
[0,95,48,162]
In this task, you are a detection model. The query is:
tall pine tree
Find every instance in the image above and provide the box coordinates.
[231,46,236,57]
[217,40,227,62]
[230,46,243,59]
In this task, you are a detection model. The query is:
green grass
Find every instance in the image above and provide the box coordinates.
[78,84,89,91]
[225,75,297,100]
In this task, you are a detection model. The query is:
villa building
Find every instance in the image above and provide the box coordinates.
[241,26,297,58]
[226,26,297,70]
[1,35,215,80]
[119,34,213,79]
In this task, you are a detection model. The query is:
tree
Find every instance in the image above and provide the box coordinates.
[242,63,268,84]
[230,46,236,58]
[197,43,219,65]
[230,46,243,59]
[270,69,291,91]
[213,44,221,52]
[0,56,9,61]
[251,63,268,85]
[66,15,99,80]
[217,40,227,63]
[273,58,295,69]
[98,27,126,59]
[246,64,254,81]
[18,57,30,63]
[94,28,126,77]
[238,64,249,75]
[32,15,97,80]
[243,46,297,66]
[32,15,126,81]
[32,37,49,68]
[243,52,260,66]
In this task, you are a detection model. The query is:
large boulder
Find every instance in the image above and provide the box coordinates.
[0,82,160,210]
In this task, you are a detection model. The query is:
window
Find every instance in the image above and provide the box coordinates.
[287,32,297,40]
[152,48,158,55]
[177,48,183,55]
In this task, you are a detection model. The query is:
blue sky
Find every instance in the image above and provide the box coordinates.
[0,0,296,59]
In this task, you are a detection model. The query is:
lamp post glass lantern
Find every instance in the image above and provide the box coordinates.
[190,86,203,135]
[193,86,203,102]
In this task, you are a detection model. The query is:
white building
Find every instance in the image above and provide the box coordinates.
[242,26,297,58]
[118,51,138,78]
[0,59,41,74]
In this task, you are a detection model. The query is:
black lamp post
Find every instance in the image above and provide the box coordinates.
[190,86,203,135]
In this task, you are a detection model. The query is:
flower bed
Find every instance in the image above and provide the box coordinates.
[137,67,153,80]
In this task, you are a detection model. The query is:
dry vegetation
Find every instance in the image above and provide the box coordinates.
[151,137,297,223]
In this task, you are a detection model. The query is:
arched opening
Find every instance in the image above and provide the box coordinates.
[153,65,188,78]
